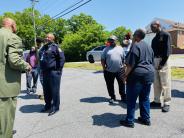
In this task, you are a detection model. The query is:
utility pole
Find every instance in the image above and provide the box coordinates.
[30,0,39,46]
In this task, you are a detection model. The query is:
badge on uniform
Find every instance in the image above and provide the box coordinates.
[48,47,52,51]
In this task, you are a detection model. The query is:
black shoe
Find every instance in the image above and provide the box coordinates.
[38,95,44,100]
[120,119,134,128]
[150,101,161,107]
[109,98,115,104]
[40,107,51,113]
[12,130,17,135]
[32,87,37,93]
[137,117,151,126]
[48,109,59,116]
[162,105,170,112]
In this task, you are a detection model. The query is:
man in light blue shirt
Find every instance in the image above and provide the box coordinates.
[101,35,126,104]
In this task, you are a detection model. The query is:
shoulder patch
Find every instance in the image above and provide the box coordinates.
[58,48,62,52]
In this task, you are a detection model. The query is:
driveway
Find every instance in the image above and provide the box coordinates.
[14,68,184,138]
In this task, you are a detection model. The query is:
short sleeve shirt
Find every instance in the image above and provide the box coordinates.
[101,45,125,73]
[126,40,155,83]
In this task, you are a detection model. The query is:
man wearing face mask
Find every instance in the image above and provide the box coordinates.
[40,33,65,116]
[26,46,38,94]
[0,18,31,137]
[101,35,126,104]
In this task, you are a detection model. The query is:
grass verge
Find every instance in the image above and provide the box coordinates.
[64,62,102,70]
[171,67,184,80]
[64,62,184,80]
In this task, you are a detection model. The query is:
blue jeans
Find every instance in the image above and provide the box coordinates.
[126,81,151,123]
[26,68,38,91]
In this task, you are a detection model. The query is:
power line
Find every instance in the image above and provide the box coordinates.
[39,0,59,13]
[36,0,92,29]
[54,0,92,19]
[52,0,84,19]
[42,0,64,15]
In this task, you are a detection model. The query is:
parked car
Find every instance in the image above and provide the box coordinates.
[86,45,106,63]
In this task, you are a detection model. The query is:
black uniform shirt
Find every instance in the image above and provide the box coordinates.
[151,30,172,66]
[40,42,65,71]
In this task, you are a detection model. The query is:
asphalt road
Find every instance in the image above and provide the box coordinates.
[13,68,184,138]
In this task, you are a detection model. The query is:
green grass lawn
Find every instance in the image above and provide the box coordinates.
[170,55,184,59]
[64,62,184,80]
[64,62,102,70]
[171,67,184,80]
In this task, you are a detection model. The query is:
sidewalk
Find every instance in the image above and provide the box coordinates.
[14,68,184,138]
[170,54,184,67]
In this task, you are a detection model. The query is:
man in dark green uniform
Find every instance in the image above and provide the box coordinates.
[0,18,31,138]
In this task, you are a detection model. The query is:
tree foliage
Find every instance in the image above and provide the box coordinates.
[0,9,131,61]
[111,26,132,43]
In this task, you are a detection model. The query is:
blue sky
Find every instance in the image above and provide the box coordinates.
[0,0,183,31]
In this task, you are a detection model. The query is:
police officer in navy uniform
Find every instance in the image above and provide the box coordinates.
[40,33,65,116]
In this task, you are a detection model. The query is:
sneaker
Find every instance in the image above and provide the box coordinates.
[150,101,161,107]
[27,89,31,94]
[120,119,134,128]
[137,117,151,126]
[109,98,115,104]
[162,105,170,112]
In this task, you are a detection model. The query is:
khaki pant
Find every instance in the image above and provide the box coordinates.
[153,58,171,106]
[0,97,17,138]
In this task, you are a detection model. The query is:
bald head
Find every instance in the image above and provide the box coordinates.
[2,18,17,33]
[46,33,55,42]
[150,20,161,33]
[151,20,160,26]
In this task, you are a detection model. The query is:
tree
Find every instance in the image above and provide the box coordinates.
[0,9,132,62]
[62,13,108,61]
[111,26,132,43]
[0,8,67,49]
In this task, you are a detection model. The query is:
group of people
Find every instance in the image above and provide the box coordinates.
[0,16,172,137]
[0,17,65,138]
[101,21,172,128]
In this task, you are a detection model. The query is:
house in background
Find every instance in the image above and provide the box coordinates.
[145,18,184,50]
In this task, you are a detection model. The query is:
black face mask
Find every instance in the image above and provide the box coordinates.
[107,40,116,47]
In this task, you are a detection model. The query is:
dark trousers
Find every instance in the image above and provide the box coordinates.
[126,81,151,123]
[42,70,61,110]
[26,68,38,90]
[104,69,125,99]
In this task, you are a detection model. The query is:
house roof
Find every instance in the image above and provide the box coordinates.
[145,18,184,33]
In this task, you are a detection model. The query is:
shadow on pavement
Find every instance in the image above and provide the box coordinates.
[80,96,139,110]
[172,89,184,98]
[18,94,39,100]
[80,96,109,103]
[19,104,44,113]
[93,70,103,74]
[20,90,28,94]
[92,113,126,128]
